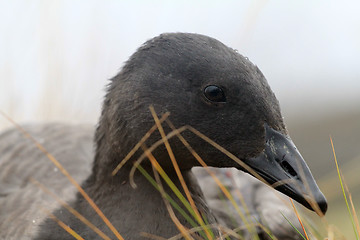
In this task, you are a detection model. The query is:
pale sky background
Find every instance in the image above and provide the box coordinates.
[1,0,360,129]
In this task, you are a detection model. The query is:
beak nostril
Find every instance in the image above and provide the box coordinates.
[281,161,297,177]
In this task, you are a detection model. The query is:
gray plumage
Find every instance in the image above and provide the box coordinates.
[193,167,305,240]
[0,124,93,239]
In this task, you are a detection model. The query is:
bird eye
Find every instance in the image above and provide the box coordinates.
[203,85,226,103]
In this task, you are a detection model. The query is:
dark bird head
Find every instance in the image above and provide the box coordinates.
[96,33,327,214]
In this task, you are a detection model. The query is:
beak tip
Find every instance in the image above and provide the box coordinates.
[317,193,328,215]
[306,191,328,215]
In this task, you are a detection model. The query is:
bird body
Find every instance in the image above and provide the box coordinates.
[0,124,92,239]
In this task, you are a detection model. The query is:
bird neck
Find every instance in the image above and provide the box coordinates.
[86,113,220,238]
[83,163,219,239]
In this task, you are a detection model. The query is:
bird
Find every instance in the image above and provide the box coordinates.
[0,33,327,240]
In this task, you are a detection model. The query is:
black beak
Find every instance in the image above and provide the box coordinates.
[242,124,327,214]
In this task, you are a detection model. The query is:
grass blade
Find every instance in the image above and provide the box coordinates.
[112,112,170,176]
[290,199,309,240]
[330,136,359,240]
[0,111,124,240]
[30,178,111,240]
[280,212,306,240]
[136,164,199,228]
[44,210,85,240]
[149,106,213,239]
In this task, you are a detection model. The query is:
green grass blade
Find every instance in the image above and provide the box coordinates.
[251,216,276,240]
[137,165,209,239]
[331,137,359,240]
[280,212,306,240]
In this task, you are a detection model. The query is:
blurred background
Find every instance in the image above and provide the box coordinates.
[1,0,359,238]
